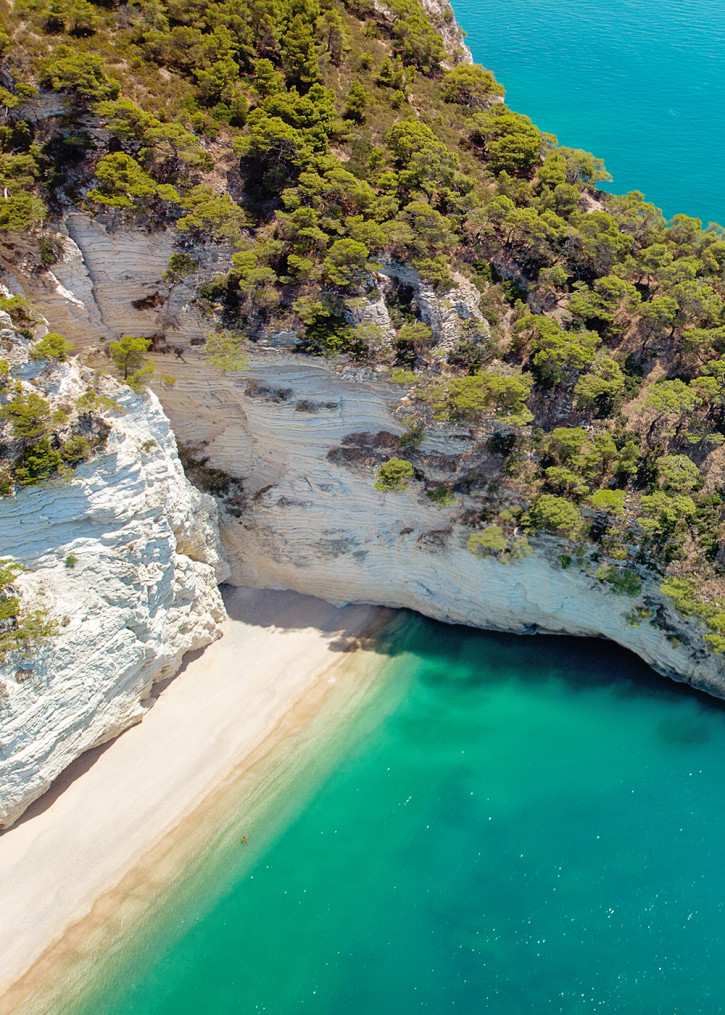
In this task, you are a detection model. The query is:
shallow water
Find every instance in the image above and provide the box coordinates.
[70,614,725,1014]
[453,0,725,224]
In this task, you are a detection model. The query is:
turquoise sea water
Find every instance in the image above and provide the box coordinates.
[52,6,725,1012]
[70,615,725,1015]
[452,0,725,225]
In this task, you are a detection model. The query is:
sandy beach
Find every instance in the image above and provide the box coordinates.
[0,586,390,1014]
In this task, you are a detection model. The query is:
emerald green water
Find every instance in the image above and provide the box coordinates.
[70,614,725,1014]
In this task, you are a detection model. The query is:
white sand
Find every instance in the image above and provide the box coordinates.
[0,587,387,1012]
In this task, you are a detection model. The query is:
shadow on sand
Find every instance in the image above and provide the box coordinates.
[6,584,723,836]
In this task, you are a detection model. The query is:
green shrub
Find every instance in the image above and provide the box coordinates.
[178,186,250,243]
[39,236,62,266]
[0,571,59,656]
[470,106,542,176]
[295,298,356,357]
[435,368,533,426]
[390,369,416,385]
[108,335,154,389]
[468,525,532,561]
[597,566,642,597]
[442,65,504,108]
[625,606,654,627]
[639,492,697,539]
[375,457,414,491]
[656,454,701,493]
[659,577,710,619]
[75,389,123,415]
[426,484,455,506]
[39,48,119,101]
[44,0,100,36]
[545,466,589,498]
[0,295,37,326]
[467,524,507,556]
[400,422,424,451]
[530,495,583,536]
[60,434,91,464]
[705,633,725,654]
[0,392,51,440]
[13,439,62,485]
[574,353,627,417]
[0,466,12,496]
[344,80,370,122]
[29,333,74,362]
[0,192,45,233]
[204,331,249,373]
[88,153,178,210]
[589,489,625,515]
[163,253,199,282]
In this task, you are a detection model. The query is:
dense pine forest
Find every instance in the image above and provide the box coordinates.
[2,0,725,647]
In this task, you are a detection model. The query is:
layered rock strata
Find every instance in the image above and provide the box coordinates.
[159,352,725,700]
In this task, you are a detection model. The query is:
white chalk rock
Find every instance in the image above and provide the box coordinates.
[0,371,228,828]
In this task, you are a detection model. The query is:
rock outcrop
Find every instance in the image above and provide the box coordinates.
[0,353,228,828]
[158,352,725,700]
[420,0,472,64]
[4,224,722,704]
[1,213,231,348]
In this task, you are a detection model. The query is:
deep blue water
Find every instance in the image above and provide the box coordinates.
[453,0,725,224]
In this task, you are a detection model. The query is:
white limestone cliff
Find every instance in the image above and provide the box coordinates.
[0,213,231,348]
[4,224,721,699]
[0,357,228,828]
[158,352,725,700]
[2,192,724,832]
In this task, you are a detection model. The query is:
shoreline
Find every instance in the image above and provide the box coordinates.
[0,586,394,1015]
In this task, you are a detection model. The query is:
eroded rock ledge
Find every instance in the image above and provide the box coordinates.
[157,353,724,700]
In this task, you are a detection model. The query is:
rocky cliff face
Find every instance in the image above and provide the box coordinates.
[1,213,229,348]
[3,214,485,356]
[157,352,725,700]
[0,346,228,828]
[2,201,724,827]
[418,0,473,65]
[4,220,722,708]
[374,0,473,66]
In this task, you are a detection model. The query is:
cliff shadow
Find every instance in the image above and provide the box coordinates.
[221,585,725,725]
[220,584,403,657]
